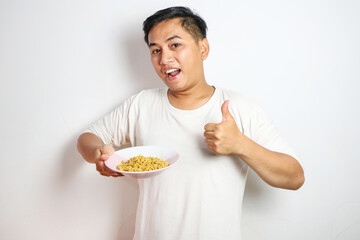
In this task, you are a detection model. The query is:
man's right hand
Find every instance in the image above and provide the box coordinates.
[95,145,124,177]
[77,133,124,177]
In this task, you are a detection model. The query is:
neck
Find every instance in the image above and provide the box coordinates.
[167,81,215,110]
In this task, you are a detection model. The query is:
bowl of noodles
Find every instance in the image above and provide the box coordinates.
[105,146,179,179]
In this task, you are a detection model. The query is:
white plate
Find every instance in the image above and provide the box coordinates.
[105,146,179,179]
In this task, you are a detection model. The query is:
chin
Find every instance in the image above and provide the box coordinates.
[165,85,179,92]
[163,80,183,91]
[167,79,184,88]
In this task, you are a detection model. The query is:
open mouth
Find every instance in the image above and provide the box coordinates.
[166,68,181,78]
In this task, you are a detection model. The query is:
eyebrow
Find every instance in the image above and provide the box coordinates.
[149,35,182,47]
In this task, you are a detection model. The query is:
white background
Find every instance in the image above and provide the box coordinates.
[1,0,359,239]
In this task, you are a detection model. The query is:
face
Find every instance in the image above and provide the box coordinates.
[147,18,209,92]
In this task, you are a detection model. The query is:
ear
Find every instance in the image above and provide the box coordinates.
[199,38,210,60]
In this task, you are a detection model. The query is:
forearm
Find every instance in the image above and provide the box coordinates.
[236,135,305,190]
[77,132,104,163]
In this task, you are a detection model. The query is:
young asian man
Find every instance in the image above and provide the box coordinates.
[77,6,304,240]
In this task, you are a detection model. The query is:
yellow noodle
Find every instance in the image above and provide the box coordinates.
[116,155,170,172]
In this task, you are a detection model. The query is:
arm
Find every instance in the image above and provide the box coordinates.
[204,100,304,190]
[234,135,304,190]
[77,132,123,177]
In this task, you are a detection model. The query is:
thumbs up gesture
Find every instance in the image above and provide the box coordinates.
[204,100,243,155]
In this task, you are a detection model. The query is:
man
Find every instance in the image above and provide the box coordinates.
[77,6,304,240]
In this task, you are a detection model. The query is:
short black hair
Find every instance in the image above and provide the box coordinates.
[143,6,208,46]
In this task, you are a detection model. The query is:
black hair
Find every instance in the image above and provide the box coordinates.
[143,6,208,45]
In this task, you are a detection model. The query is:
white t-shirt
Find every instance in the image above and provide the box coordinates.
[86,87,299,240]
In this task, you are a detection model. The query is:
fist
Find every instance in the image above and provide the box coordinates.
[204,100,243,155]
[95,145,123,177]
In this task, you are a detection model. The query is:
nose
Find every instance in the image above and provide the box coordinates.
[160,49,174,65]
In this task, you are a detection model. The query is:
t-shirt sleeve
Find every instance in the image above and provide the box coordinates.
[83,96,134,147]
[250,104,300,162]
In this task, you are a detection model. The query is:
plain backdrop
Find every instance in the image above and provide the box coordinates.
[1,0,359,239]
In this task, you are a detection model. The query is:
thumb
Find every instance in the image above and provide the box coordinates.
[99,145,114,161]
[221,100,233,122]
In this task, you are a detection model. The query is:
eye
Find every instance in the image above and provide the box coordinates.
[171,43,180,48]
[152,49,160,54]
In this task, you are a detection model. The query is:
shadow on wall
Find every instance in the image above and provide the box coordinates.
[331,201,360,240]
[122,27,164,91]
[55,24,164,184]
[243,169,276,209]
[56,133,139,240]
[52,27,162,240]
[60,133,84,182]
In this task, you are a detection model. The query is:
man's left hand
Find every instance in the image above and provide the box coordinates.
[204,100,243,155]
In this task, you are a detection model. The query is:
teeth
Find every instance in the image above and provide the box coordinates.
[165,69,179,74]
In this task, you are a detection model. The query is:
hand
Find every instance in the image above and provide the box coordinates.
[95,145,123,177]
[204,100,243,155]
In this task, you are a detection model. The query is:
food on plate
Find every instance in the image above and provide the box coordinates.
[116,155,170,172]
